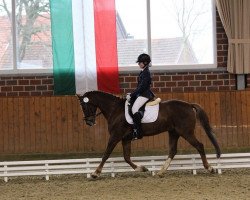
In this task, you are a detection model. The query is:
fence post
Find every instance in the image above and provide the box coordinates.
[86,159,91,178]
[45,163,49,181]
[111,161,115,177]
[4,165,8,182]
[151,159,156,176]
[217,158,222,174]
[192,156,197,175]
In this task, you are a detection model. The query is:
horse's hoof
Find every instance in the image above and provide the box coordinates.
[141,166,149,172]
[90,172,100,179]
[210,168,216,174]
[135,165,148,172]
[208,166,216,174]
[155,171,165,178]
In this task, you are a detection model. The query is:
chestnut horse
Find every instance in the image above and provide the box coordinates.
[77,91,221,178]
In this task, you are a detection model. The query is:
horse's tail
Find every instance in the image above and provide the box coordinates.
[192,103,221,158]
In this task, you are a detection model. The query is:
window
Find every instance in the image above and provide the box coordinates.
[116,0,216,70]
[0,0,52,74]
[0,0,216,74]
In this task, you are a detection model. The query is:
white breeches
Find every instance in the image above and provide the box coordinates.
[132,96,149,114]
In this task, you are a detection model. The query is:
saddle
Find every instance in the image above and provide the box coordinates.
[125,98,161,124]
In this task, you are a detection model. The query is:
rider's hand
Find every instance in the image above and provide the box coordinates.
[126,93,131,101]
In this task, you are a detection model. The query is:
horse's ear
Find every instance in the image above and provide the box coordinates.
[75,94,82,100]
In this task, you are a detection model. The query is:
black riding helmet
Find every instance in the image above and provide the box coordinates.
[136,53,151,66]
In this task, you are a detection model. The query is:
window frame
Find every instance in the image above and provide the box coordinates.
[0,0,53,75]
[118,0,217,72]
[0,0,217,75]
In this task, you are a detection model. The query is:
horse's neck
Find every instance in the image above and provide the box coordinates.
[94,93,120,119]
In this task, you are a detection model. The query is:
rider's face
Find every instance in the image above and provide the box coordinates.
[138,62,145,69]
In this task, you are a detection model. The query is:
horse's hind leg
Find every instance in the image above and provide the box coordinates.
[157,131,179,176]
[122,139,148,172]
[91,136,120,178]
[183,131,215,173]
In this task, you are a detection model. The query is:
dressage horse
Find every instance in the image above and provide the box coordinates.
[77,91,221,178]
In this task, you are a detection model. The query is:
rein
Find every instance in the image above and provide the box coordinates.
[80,101,102,121]
[82,111,102,120]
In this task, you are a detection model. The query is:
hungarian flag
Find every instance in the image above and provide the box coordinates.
[50,0,120,95]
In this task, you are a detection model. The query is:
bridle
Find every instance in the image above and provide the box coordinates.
[80,101,102,121]
[82,111,102,121]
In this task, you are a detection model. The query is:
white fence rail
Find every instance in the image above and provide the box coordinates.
[0,153,250,182]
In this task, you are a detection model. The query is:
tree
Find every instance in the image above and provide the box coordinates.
[0,0,50,62]
[166,0,210,63]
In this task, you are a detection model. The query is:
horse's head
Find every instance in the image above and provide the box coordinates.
[77,94,98,126]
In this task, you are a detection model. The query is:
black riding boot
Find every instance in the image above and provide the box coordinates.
[123,112,143,141]
[132,112,143,140]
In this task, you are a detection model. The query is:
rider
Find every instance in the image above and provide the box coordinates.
[125,53,155,140]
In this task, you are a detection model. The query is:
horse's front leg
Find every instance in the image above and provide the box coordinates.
[91,136,120,178]
[157,132,179,177]
[122,139,148,172]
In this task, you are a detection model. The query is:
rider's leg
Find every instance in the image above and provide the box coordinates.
[129,112,142,139]
[131,96,148,140]
[131,96,149,115]
[123,96,148,141]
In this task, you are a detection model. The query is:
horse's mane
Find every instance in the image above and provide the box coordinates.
[85,90,124,103]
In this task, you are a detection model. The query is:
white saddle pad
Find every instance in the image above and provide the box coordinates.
[125,100,159,124]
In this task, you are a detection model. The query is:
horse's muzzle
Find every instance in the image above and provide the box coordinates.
[86,120,96,126]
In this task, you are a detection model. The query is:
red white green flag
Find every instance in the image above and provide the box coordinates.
[50,0,120,95]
